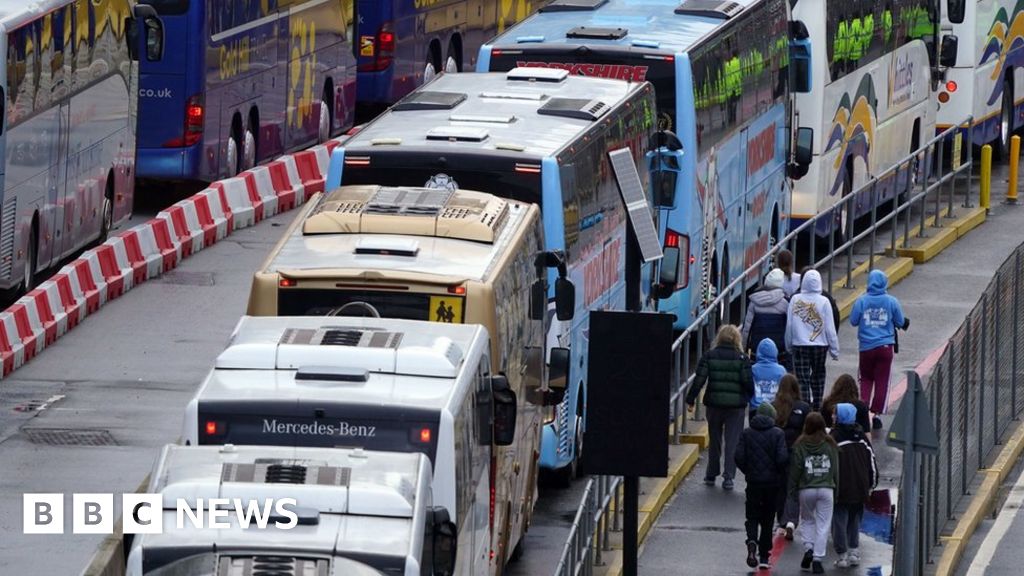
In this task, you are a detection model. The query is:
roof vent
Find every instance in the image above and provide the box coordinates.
[541,0,609,11]
[219,556,330,576]
[279,326,404,349]
[295,366,370,382]
[354,238,421,257]
[450,113,517,124]
[538,97,610,121]
[221,461,351,487]
[479,91,547,101]
[392,90,467,111]
[566,26,627,40]
[507,67,569,83]
[674,0,743,19]
[426,126,490,142]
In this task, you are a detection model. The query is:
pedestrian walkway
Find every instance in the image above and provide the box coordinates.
[639,165,1024,575]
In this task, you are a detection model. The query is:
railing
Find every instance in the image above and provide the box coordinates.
[914,231,1024,573]
[553,117,975,576]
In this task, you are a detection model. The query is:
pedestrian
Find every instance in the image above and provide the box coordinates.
[742,268,792,371]
[821,374,871,432]
[789,412,839,574]
[749,338,787,422]
[800,265,841,334]
[830,403,878,568]
[773,374,811,539]
[735,402,789,569]
[777,249,802,299]
[687,324,754,491]
[850,269,908,430]
[786,269,840,411]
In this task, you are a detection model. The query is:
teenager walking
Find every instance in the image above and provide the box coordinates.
[786,270,840,411]
[850,269,908,429]
[830,403,878,568]
[821,374,872,432]
[687,324,754,491]
[735,402,789,569]
[749,338,787,422]
[742,268,792,371]
[777,249,802,299]
[773,374,811,540]
[789,412,839,574]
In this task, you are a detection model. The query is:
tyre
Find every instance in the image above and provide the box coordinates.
[444,54,458,74]
[241,128,256,172]
[226,133,240,176]
[318,99,331,144]
[23,224,37,293]
[99,180,114,243]
[423,59,438,84]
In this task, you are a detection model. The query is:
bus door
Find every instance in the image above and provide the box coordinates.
[137,0,195,155]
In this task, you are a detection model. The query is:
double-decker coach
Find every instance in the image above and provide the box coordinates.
[325,69,663,482]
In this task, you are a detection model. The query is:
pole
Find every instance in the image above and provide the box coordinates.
[981,144,993,212]
[1007,135,1020,204]
[623,475,639,576]
[900,370,920,576]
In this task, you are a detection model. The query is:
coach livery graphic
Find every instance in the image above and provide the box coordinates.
[982,3,1024,109]
[825,75,878,200]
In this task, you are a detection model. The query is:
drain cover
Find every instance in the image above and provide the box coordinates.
[24,428,117,446]
[160,271,216,286]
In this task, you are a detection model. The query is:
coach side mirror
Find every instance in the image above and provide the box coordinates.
[492,375,517,446]
[430,507,457,576]
[555,277,575,321]
[940,35,959,68]
[129,5,164,62]
[530,279,546,320]
[656,246,681,299]
[545,347,571,406]
[788,127,813,179]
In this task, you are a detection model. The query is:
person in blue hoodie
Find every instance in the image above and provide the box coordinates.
[750,338,787,422]
[850,270,909,429]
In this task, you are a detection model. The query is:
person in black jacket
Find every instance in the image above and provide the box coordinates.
[830,403,878,568]
[772,374,810,539]
[821,373,872,431]
[687,324,754,491]
[735,402,789,569]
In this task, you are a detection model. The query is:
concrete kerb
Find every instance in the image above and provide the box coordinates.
[80,475,151,576]
[896,205,988,263]
[935,421,1024,576]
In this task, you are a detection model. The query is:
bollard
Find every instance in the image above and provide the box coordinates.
[1008,135,1021,204]
[981,144,992,212]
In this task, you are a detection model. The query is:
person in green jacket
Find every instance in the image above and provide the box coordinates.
[789,412,839,574]
[687,324,754,491]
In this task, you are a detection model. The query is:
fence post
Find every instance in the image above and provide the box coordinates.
[981,145,992,212]
[948,139,958,217]
[995,272,1002,444]
[1015,248,1021,418]
[963,314,971,491]
[946,339,954,524]
[927,139,945,233]
[980,296,987,470]
[869,181,878,272]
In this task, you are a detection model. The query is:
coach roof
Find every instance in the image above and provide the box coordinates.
[485,0,762,55]
[342,70,652,158]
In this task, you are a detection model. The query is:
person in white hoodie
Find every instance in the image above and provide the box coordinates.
[785,269,839,411]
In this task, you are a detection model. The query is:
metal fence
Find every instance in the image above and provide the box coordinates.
[914,238,1024,573]
[554,117,975,576]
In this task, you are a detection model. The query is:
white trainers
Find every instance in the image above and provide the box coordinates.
[834,553,850,568]
[847,549,860,566]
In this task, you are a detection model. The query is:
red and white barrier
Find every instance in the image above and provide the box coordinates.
[0,136,343,379]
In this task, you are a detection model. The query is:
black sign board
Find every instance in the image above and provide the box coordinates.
[582,310,674,477]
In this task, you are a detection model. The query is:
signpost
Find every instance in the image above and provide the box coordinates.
[887,370,939,576]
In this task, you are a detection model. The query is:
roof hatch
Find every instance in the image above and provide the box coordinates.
[392,90,467,111]
[674,0,743,19]
[302,186,511,243]
[540,0,609,11]
[426,126,490,142]
[538,97,611,121]
[566,26,628,40]
[506,67,569,83]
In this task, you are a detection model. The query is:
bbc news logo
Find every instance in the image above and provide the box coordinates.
[23,494,299,534]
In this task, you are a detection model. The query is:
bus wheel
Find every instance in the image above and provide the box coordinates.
[318,100,331,144]
[99,178,114,243]
[444,55,459,74]
[226,135,240,176]
[23,223,38,293]
[241,128,256,171]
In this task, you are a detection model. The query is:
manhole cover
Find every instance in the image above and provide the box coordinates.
[24,428,117,446]
[160,271,215,286]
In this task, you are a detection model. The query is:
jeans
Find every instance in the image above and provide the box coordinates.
[832,502,864,555]
[705,406,746,481]
[799,488,835,560]
[859,345,894,414]
[746,484,780,560]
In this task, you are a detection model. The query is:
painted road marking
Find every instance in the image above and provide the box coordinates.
[965,463,1024,575]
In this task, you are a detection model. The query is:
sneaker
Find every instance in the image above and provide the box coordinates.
[801,550,813,571]
[785,522,795,541]
[872,416,883,430]
[835,553,849,568]
[723,478,735,491]
[703,477,716,486]
[746,540,758,568]
[847,550,860,566]
[812,560,825,574]
[758,556,771,569]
